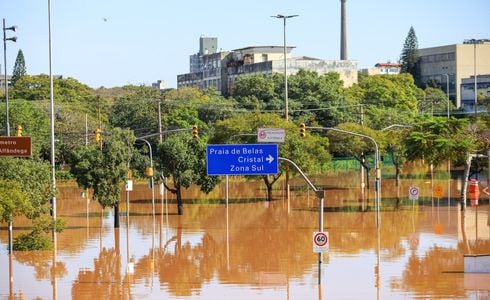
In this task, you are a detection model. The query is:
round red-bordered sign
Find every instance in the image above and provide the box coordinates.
[314,232,328,247]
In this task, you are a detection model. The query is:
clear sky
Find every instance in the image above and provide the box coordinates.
[2,0,489,89]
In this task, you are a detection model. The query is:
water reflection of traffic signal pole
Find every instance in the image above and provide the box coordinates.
[278,157,324,285]
[300,125,381,227]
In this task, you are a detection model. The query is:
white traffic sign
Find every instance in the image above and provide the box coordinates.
[313,231,329,253]
[409,186,419,200]
[257,128,285,143]
[125,180,133,192]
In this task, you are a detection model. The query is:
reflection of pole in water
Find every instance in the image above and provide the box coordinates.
[376,224,380,300]
[151,206,156,289]
[100,208,104,250]
[360,183,366,212]
[9,253,13,299]
[52,231,58,300]
[85,191,89,239]
[460,209,471,254]
[160,182,164,249]
[475,205,479,241]
[431,164,434,208]
[448,160,451,226]
[165,177,169,238]
[226,175,230,270]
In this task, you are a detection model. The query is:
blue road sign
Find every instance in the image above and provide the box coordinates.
[207,144,279,175]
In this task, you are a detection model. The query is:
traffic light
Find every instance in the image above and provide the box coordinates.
[192,125,198,139]
[95,128,101,142]
[145,166,153,177]
[15,124,22,136]
[299,123,306,137]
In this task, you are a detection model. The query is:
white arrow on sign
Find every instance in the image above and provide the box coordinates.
[266,154,274,164]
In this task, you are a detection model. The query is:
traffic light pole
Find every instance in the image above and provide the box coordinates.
[135,138,155,219]
[278,157,324,285]
[304,126,381,227]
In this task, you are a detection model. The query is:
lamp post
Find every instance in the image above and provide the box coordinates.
[47,0,58,244]
[3,18,17,255]
[465,39,485,116]
[441,73,450,118]
[271,14,298,121]
[3,18,17,137]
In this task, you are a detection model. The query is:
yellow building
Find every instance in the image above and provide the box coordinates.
[418,39,490,108]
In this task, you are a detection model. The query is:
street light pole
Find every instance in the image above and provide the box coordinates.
[272,14,298,121]
[48,0,57,237]
[474,41,477,117]
[3,18,17,137]
[308,126,381,227]
[465,39,485,117]
[441,73,450,118]
[3,18,17,255]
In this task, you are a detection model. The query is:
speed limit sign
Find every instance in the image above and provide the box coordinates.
[313,231,329,253]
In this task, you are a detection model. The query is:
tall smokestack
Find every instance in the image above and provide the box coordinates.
[340,0,348,60]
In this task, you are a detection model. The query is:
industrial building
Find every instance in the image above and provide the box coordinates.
[177,37,358,97]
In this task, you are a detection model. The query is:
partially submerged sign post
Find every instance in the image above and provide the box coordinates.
[0,136,32,157]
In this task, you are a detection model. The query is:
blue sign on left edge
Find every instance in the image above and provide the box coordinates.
[207,144,279,175]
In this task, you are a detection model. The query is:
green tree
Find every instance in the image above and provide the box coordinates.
[359,74,421,128]
[10,75,95,103]
[382,127,411,188]
[327,122,385,187]
[288,70,357,127]
[156,133,220,215]
[231,74,282,111]
[9,75,103,163]
[0,157,54,250]
[11,49,26,85]
[163,87,236,127]
[405,117,477,167]
[400,26,420,83]
[1,99,50,156]
[0,179,32,223]
[71,128,135,227]
[0,158,52,218]
[419,87,454,116]
[109,85,162,138]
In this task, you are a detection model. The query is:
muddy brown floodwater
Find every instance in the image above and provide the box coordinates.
[2,165,490,299]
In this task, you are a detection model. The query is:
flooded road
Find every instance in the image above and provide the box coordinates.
[2,166,490,299]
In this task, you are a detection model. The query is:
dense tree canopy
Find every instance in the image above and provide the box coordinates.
[71,128,135,226]
[0,158,52,219]
[405,117,477,166]
[156,133,219,215]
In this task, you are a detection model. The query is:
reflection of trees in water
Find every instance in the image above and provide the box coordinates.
[125,198,424,297]
[58,175,471,298]
[71,247,130,299]
[14,251,67,280]
[398,247,465,298]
